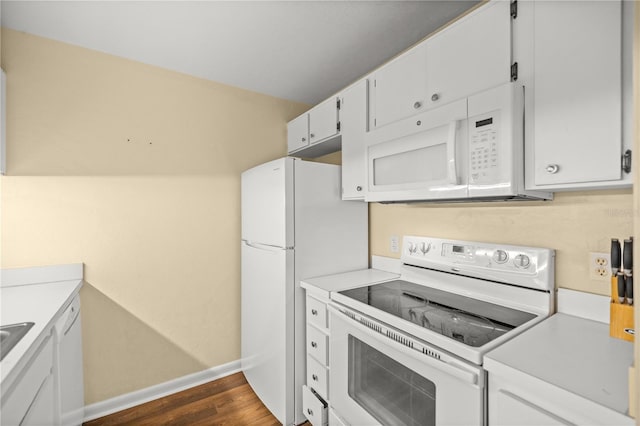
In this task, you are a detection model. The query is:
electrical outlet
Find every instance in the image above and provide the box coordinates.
[390,235,399,253]
[589,252,611,281]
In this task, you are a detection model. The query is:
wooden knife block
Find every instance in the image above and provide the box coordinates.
[609,302,635,342]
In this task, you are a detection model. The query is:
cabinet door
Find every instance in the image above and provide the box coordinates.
[370,42,428,130]
[309,97,339,145]
[288,113,309,153]
[22,372,55,426]
[426,1,511,107]
[1,336,54,426]
[340,80,368,200]
[532,0,622,186]
[493,390,573,426]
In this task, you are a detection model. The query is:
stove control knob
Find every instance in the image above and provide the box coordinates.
[408,242,418,254]
[493,250,509,264]
[514,254,531,268]
[420,242,432,255]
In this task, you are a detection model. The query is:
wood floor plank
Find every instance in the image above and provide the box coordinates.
[83,372,283,426]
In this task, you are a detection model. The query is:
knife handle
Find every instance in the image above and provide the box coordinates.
[626,274,633,305]
[617,273,626,304]
[611,238,621,275]
[623,239,633,272]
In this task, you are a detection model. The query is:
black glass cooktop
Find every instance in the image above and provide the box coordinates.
[338,280,536,347]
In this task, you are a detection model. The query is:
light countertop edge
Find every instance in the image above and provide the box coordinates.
[301,268,400,299]
[484,312,634,423]
[1,279,84,394]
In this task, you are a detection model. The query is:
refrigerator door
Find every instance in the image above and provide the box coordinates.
[241,241,295,425]
[241,158,293,248]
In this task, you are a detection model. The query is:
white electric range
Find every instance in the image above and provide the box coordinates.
[327,236,555,426]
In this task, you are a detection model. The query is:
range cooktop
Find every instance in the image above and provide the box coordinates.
[338,279,536,347]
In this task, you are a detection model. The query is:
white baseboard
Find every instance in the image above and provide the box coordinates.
[83,359,241,422]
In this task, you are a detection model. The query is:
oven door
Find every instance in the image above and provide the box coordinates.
[329,305,484,426]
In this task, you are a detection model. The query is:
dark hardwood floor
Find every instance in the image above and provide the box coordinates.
[84,372,287,425]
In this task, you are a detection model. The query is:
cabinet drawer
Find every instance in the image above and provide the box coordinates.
[307,356,329,400]
[302,385,327,426]
[307,325,328,366]
[307,296,327,330]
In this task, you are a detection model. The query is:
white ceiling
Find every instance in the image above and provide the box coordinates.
[1,1,479,105]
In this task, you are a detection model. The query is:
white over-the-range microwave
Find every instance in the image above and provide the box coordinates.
[366,82,552,203]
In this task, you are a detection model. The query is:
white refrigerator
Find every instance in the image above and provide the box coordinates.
[241,157,368,425]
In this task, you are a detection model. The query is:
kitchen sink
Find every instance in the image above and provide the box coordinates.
[0,322,35,361]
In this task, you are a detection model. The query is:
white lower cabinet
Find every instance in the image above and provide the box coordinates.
[492,389,573,426]
[328,407,348,426]
[22,371,55,426]
[303,293,330,426]
[1,334,55,425]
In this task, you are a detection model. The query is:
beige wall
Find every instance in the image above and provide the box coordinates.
[370,190,633,295]
[0,29,309,403]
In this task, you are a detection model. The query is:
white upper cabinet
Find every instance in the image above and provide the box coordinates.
[369,43,429,130]
[520,0,632,190]
[340,80,368,200]
[1,69,5,175]
[426,1,511,108]
[369,1,512,132]
[288,97,341,157]
[287,113,309,153]
[309,97,340,145]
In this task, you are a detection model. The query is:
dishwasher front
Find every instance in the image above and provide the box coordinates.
[54,294,84,425]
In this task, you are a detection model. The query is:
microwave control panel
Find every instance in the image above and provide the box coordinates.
[469,111,500,184]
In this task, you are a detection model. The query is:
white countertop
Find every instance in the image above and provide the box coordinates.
[1,265,83,394]
[301,268,400,298]
[485,313,634,421]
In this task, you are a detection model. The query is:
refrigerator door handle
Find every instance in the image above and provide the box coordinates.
[242,240,292,251]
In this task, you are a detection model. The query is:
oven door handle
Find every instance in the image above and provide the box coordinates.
[439,357,479,385]
[330,305,480,386]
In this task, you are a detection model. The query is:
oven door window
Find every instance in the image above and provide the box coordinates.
[348,335,436,426]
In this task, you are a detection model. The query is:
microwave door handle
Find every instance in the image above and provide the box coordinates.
[446,121,459,185]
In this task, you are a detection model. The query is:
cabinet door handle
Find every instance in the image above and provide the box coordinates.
[310,133,315,139]
[307,408,314,416]
[413,101,422,109]
[311,341,318,348]
[545,164,560,174]
[356,186,362,192]
[301,137,306,142]
[311,309,318,316]
[312,374,318,381]
[431,93,440,102]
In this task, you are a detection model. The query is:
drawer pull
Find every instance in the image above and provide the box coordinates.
[311,309,318,316]
[312,374,318,381]
[307,408,314,416]
[311,341,318,348]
